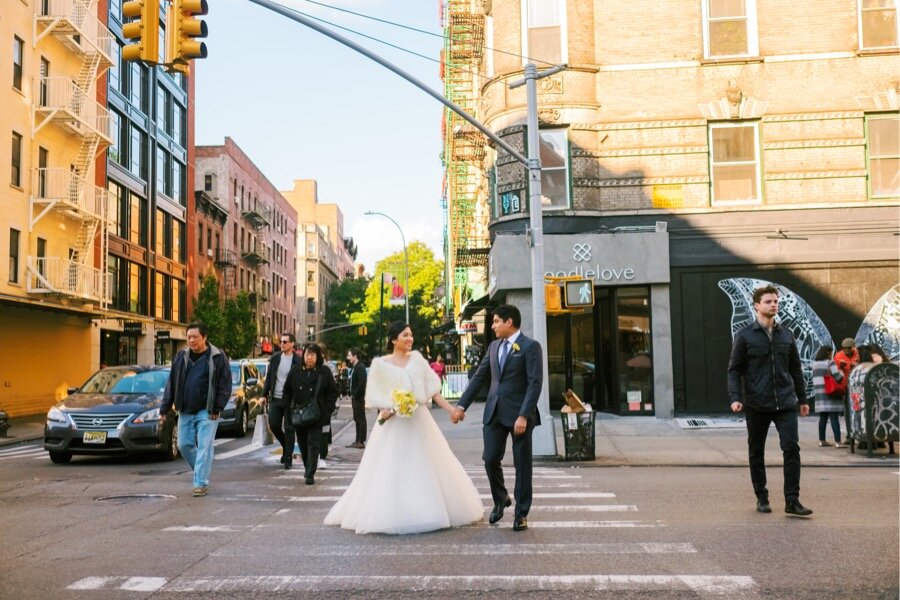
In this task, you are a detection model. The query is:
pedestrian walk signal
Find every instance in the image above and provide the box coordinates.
[563,279,594,309]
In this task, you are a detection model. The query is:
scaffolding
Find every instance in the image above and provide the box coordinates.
[441,0,487,319]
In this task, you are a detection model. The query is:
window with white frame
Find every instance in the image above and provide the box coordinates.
[859,0,899,49]
[522,0,566,65]
[703,0,758,59]
[867,114,899,198]
[709,122,762,204]
[538,128,570,210]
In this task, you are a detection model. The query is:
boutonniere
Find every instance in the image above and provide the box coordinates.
[511,342,520,353]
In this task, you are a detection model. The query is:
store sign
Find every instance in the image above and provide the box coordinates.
[546,245,636,282]
[155,330,170,340]
[123,322,143,336]
[499,191,522,216]
[457,321,477,334]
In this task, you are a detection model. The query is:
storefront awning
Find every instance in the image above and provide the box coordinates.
[460,294,495,321]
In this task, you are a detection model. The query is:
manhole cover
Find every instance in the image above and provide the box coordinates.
[94,494,176,502]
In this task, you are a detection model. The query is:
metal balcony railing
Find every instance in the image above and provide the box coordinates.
[241,241,270,267]
[26,256,111,302]
[35,0,115,67]
[33,77,112,142]
[242,205,271,229]
[31,168,107,221]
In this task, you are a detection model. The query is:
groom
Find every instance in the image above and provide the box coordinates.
[456,304,543,531]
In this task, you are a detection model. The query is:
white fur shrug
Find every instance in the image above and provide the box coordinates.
[364,351,442,409]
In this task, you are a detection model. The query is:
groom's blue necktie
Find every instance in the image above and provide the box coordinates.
[498,340,510,370]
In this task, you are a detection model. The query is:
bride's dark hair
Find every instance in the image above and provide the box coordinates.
[386,321,411,353]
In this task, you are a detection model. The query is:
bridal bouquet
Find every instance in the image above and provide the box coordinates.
[378,389,418,425]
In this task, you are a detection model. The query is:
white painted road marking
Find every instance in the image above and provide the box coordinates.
[163,525,241,532]
[68,574,755,594]
[215,442,266,460]
[209,542,696,557]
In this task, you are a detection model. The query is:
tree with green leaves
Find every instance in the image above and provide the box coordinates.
[222,291,257,359]
[191,273,225,346]
[322,276,375,359]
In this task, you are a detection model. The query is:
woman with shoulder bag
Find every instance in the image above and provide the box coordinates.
[812,346,846,448]
[283,343,338,485]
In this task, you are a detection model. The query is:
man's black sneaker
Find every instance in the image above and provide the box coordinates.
[785,500,813,516]
[756,499,772,513]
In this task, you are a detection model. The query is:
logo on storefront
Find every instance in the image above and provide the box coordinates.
[572,243,592,262]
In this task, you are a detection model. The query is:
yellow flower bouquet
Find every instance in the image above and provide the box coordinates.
[378,389,418,425]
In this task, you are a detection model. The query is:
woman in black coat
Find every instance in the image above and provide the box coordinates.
[283,343,338,485]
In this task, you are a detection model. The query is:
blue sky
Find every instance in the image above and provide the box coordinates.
[195,0,446,271]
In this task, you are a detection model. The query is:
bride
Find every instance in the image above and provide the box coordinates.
[324,321,484,534]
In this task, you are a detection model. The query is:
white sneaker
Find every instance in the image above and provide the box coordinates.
[318,459,328,469]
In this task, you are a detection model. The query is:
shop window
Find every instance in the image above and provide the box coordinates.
[616,287,653,414]
[859,0,898,50]
[522,0,566,65]
[709,122,761,205]
[702,0,758,59]
[867,114,900,198]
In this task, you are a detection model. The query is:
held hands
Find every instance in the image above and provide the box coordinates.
[449,406,465,424]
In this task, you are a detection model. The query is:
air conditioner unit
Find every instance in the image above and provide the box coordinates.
[207,248,213,257]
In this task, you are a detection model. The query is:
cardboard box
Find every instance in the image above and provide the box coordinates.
[562,389,587,413]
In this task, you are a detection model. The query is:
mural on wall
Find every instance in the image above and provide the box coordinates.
[855,285,900,361]
[718,278,833,401]
[719,278,900,402]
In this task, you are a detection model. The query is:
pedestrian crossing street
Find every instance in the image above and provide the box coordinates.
[65,460,760,596]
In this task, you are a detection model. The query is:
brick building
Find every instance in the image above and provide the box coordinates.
[443,0,899,416]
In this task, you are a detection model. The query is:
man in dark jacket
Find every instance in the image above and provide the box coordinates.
[261,332,301,469]
[345,347,367,449]
[283,343,337,485]
[161,321,231,497]
[728,285,812,516]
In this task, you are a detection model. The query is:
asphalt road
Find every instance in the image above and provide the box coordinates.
[0,436,897,600]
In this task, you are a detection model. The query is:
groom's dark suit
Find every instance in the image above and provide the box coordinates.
[457,332,543,520]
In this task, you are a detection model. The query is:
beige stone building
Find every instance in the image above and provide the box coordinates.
[442,0,899,417]
[282,180,357,345]
[1,0,114,415]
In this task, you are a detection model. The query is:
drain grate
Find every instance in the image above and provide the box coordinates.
[676,418,745,430]
[95,494,176,502]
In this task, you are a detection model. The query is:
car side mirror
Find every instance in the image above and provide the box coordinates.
[67,387,78,395]
[246,377,258,386]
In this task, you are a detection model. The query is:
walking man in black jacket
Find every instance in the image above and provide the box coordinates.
[161,321,231,497]
[261,332,302,469]
[728,284,813,516]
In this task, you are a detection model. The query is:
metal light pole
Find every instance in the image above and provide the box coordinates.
[365,211,409,324]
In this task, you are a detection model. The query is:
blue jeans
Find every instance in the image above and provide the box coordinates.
[178,410,219,488]
[818,412,842,442]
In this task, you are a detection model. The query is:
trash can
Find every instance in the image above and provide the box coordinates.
[846,362,899,457]
[561,410,596,461]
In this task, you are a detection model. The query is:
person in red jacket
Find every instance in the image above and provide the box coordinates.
[834,338,860,381]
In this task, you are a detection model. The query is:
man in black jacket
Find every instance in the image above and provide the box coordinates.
[345,347,367,449]
[261,332,301,469]
[161,321,231,497]
[728,285,812,516]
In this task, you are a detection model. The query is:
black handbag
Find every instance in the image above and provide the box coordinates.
[291,400,320,428]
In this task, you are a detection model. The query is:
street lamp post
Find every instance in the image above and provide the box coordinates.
[364,211,409,324]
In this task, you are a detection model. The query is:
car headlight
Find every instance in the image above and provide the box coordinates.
[133,407,161,424]
[47,407,68,424]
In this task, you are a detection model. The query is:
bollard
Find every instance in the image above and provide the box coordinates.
[0,410,9,437]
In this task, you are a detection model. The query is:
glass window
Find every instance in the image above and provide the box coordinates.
[130,63,143,109]
[108,42,121,94]
[118,115,129,168]
[156,87,166,133]
[172,160,182,204]
[616,287,653,414]
[172,278,182,322]
[524,0,564,64]
[868,115,900,197]
[703,0,758,58]
[8,228,20,283]
[173,219,183,262]
[129,192,146,245]
[156,146,166,194]
[10,131,22,187]
[130,127,142,178]
[36,237,46,277]
[107,181,126,237]
[109,0,122,22]
[198,222,203,253]
[859,0,898,49]
[39,58,49,106]
[709,122,761,204]
[129,262,146,313]
[307,298,315,314]
[154,209,165,256]
[108,111,121,163]
[538,128,569,209]
[13,36,24,90]
[154,272,164,319]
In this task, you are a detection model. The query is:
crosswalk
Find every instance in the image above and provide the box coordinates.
[65,460,759,596]
[0,436,261,462]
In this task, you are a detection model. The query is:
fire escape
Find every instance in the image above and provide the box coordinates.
[27,0,114,305]
[241,203,270,335]
[441,0,486,317]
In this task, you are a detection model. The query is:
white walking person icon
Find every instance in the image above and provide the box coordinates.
[579,283,591,303]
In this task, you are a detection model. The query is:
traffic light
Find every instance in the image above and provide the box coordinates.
[166,0,209,75]
[122,0,160,63]
[563,279,594,309]
[544,283,563,312]
[357,325,368,336]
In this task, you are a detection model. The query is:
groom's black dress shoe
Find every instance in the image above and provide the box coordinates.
[489,497,512,524]
[512,516,528,531]
[756,498,771,513]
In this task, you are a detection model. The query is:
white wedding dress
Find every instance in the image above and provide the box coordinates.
[324,351,484,534]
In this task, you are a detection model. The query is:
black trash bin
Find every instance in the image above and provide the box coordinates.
[561,410,596,461]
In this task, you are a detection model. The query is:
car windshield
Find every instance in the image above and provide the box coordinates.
[79,370,170,394]
[230,364,241,386]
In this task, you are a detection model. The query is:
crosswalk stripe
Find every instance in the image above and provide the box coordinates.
[215,443,265,460]
[208,542,696,556]
[69,574,755,593]
[505,521,663,528]
[0,448,44,459]
[535,505,638,512]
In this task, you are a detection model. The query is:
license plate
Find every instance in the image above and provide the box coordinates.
[83,431,107,444]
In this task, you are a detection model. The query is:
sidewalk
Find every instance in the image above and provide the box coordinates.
[4,403,897,468]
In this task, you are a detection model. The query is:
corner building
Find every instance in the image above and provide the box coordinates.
[444,0,899,417]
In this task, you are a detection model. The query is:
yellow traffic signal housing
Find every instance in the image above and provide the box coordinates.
[167,0,209,75]
[545,283,563,313]
[122,0,160,63]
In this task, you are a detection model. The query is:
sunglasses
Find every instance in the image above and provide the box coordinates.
[280,339,292,344]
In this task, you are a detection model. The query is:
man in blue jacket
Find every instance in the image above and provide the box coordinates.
[728,285,812,516]
[161,321,231,497]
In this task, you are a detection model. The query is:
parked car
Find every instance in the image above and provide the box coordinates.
[219,360,265,437]
[248,358,269,385]
[43,366,178,464]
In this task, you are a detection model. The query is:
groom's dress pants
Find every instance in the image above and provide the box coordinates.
[483,416,534,518]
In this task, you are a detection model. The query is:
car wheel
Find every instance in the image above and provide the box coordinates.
[235,406,249,438]
[48,450,72,464]
[160,420,179,461]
